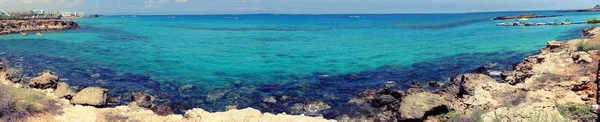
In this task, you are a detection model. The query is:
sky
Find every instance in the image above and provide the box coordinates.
[0,0,598,15]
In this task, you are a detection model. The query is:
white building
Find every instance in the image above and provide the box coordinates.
[73,12,84,17]
[31,9,44,15]
[61,12,72,17]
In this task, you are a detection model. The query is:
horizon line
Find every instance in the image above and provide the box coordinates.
[97,8,586,16]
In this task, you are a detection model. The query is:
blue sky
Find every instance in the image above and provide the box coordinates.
[0,0,598,15]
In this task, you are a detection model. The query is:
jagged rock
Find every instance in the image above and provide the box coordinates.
[206,88,229,101]
[384,81,396,88]
[152,104,173,116]
[588,50,600,55]
[450,73,463,83]
[542,40,564,53]
[398,92,447,120]
[131,91,154,109]
[427,81,442,87]
[375,111,398,122]
[226,104,238,110]
[471,66,490,76]
[501,70,532,85]
[29,70,60,89]
[372,95,396,107]
[572,51,593,64]
[290,99,331,116]
[54,82,76,99]
[71,87,109,107]
[7,73,21,83]
[263,96,277,103]
[411,81,422,88]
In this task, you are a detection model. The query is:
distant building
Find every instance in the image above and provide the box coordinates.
[73,12,84,17]
[31,9,44,15]
[61,12,72,17]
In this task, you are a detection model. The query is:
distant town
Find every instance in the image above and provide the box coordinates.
[0,9,99,20]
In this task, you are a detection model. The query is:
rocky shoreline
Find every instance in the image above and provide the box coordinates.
[0,19,78,35]
[1,27,600,121]
[337,27,600,121]
[559,5,600,12]
[492,14,562,20]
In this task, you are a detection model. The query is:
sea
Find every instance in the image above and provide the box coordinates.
[0,10,599,118]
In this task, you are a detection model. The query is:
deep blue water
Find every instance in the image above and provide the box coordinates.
[1,11,600,118]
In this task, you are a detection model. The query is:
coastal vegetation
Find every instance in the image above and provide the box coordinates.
[577,39,600,51]
[0,83,61,121]
[534,72,562,83]
[556,104,594,121]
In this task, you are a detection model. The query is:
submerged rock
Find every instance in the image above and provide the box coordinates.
[471,66,490,76]
[29,70,60,89]
[290,99,331,116]
[71,87,109,107]
[152,103,174,116]
[131,91,155,109]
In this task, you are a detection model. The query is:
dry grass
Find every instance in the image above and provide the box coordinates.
[0,84,62,121]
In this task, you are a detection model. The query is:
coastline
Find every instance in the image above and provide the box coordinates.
[0,21,599,121]
[0,19,78,35]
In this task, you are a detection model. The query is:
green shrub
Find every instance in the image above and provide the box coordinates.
[447,111,461,122]
[535,73,562,83]
[577,40,600,52]
[446,109,485,122]
[557,104,594,121]
[0,84,61,121]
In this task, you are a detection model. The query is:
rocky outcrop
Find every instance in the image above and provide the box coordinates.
[398,92,448,120]
[344,26,600,120]
[471,66,490,76]
[54,82,76,99]
[152,104,174,116]
[560,5,600,12]
[0,19,78,35]
[71,87,109,107]
[290,99,331,116]
[28,70,60,89]
[130,91,154,109]
[492,14,562,20]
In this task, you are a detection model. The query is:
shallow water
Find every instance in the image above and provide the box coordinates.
[1,11,600,117]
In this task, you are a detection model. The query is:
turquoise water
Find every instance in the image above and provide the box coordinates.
[1,11,600,116]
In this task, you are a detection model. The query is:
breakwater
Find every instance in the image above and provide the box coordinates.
[0,19,78,35]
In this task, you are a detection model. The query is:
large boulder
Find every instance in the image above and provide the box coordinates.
[571,51,593,64]
[71,87,109,107]
[54,82,76,99]
[131,91,154,109]
[29,70,60,89]
[398,92,447,120]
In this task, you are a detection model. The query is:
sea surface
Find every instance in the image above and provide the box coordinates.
[1,11,600,117]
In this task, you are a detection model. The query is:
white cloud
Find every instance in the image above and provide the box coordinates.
[174,0,187,3]
[57,0,84,7]
[21,0,51,4]
[145,0,154,8]
[158,0,168,3]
